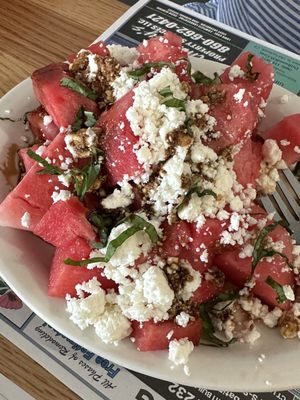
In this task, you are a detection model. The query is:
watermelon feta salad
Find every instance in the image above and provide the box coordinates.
[1,32,300,375]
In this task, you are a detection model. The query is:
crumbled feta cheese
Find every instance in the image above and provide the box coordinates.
[168,338,194,365]
[280,139,290,146]
[20,212,31,228]
[283,285,295,301]
[35,145,46,156]
[51,189,71,203]
[66,279,106,329]
[117,264,174,322]
[102,177,134,209]
[151,147,190,216]
[94,304,132,344]
[262,139,282,165]
[166,330,174,340]
[87,54,99,82]
[233,88,245,103]
[43,115,53,126]
[294,146,300,154]
[242,326,261,345]
[175,312,190,327]
[228,65,245,81]
[180,262,202,301]
[112,69,136,100]
[107,44,139,66]
[190,142,218,164]
[126,68,187,170]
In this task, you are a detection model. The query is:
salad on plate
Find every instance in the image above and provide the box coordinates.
[1,32,300,376]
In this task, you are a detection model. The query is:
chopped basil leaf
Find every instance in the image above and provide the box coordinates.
[199,304,236,348]
[60,77,98,101]
[27,148,102,199]
[159,86,173,97]
[27,149,63,175]
[84,111,97,127]
[127,62,174,79]
[265,276,287,303]
[251,222,293,271]
[177,185,217,214]
[65,214,160,266]
[162,97,186,111]
[73,162,101,201]
[192,71,221,85]
[72,107,97,132]
[89,213,114,249]
[245,54,260,82]
[178,57,192,76]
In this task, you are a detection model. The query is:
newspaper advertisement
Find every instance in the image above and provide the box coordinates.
[1,0,300,399]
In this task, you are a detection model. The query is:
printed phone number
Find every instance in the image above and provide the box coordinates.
[146,13,230,54]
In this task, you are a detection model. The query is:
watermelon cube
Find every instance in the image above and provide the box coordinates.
[191,83,257,152]
[67,41,109,63]
[27,106,60,141]
[33,197,96,247]
[18,144,40,172]
[260,114,300,165]
[221,52,274,107]
[0,133,73,231]
[131,319,201,351]
[32,63,98,128]
[97,90,143,185]
[48,237,117,297]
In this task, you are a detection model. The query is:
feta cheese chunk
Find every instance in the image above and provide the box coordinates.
[168,338,194,365]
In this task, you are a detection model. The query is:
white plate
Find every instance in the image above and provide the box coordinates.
[1,59,300,392]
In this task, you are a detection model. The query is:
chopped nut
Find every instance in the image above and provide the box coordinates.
[279,311,300,339]
[70,52,121,106]
[65,127,101,159]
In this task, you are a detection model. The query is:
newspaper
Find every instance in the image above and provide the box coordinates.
[1,0,300,399]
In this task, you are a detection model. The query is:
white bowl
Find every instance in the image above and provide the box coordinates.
[1,58,300,392]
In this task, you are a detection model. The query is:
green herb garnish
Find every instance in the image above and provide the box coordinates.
[89,213,115,249]
[192,71,221,85]
[64,214,160,266]
[177,185,217,215]
[251,222,292,271]
[27,149,63,175]
[265,276,287,303]
[127,62,174,79]
[178,57,192,76]
[245,54,260,82]
[199,303,237,348]
[27,148,102,200]
[60,77,98,101]
[162,97,186,111]
[72,107,97,132]
[159,86,173,97]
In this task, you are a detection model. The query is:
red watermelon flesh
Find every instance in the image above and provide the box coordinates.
[137,32,187,64]
[220,52,274,107]
[191,270,225,303]
[260,114,300,165]
[67,41,109,63]
[48,237,117,297]
[18,144,40,172]
[27,106,60,141]
[213,225,294,309]
[32,63,98,128]
[233,138,263,188]
[131,318,201,351]
[96,90,143,186]
[191,83,257,152]
[33,197,96,247]
[160,219,226,273]
[0,133,73,231]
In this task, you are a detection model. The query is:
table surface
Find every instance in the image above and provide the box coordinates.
[0,0,128,398]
